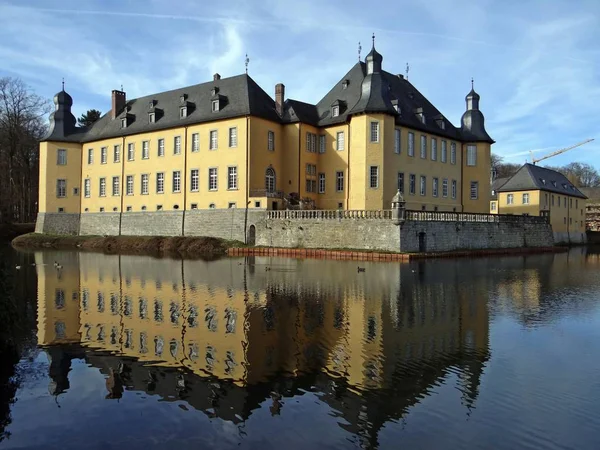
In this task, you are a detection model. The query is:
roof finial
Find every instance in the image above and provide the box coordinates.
[372,32,375,48]
[61,78,65,91]
[406,62,410,81]
[120,84,124,92]
[245,53,250,74]
[471,77,474,90]
[358,41,362,61]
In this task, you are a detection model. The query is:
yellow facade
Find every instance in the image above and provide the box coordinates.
[39,142,82,214]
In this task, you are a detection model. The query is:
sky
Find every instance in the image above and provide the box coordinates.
[0,0,599,168]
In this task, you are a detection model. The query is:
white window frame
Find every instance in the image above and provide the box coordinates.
[180,106,187,118]
[101,146,107,164]
[190,169,199,192]
[209,130,218,150]
[394,129,401,154]
[142,141,150,159]
[319,135,326,154]
[441,140,447,163]
[470,181,478,200]
[113,145,121,163]
[87,148,93,165]
[99,178,106,197]
[451,180,457,199]
[442,179,448,197]
[507,194,514,205]
[397,172,404,193]
[56,179,66,198]
[467,145,477,166]
[228,128,237,148]
[141,174,149,195]
[408,132,415,157]
[149,112,155,123]
[523,193,530,204]
[192,133,200,152]
[318,173,325,194]
[209,168,218,191]
[431,138,437,161]
[268,130,275,151]
[212,100,219,112]
[112,176,120,196]
[121,118,127,128]
[228,166,238,190]
[332,105,339,117]
[420,176,426,196]
[57,149,67,165]
[420,135,427,159]
[369,166,379,189]
[491,202,497,211]
[336,171,344,192]
[370,121,380,143]
[451,142,457,165]
[156,172,165,194]
[127,143,135,161]
[174,136,181,155]
[84,178,91,198]
[172,171,181,193]
[409,174,416,195]
[126,175,134,196]
[158,138,165,157]
[433,177,439,197]
[336,132,344,151]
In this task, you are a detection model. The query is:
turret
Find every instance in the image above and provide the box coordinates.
[45,85,78,141]
[460,80,494,143]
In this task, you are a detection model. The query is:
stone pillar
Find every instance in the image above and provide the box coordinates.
[392,190,406,225]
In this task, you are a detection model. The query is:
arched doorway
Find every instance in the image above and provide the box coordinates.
[247,225,256,246]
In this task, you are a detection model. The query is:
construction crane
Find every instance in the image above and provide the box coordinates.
[530,138,595,165]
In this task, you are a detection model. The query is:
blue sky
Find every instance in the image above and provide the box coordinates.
[1,0,599,168]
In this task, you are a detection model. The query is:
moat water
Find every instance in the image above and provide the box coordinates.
[0,247,600,449]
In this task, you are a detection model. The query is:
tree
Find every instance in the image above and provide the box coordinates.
[563,162,600,188]
[77,109,101,128]
[491,153,520,179]
[0,77,50,223]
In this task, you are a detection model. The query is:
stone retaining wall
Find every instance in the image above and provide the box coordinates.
[80,213,120,236]
[121,211,183,236]
[35,213,80,235]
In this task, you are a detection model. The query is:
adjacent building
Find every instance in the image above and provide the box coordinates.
[493,164,587,243]
[37,41,494,235]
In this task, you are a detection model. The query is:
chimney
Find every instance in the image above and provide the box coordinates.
[111,89,126,120]
[275,83,285,117]
[213,73,221,81]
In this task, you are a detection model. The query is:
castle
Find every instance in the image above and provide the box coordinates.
[37,40,493,237]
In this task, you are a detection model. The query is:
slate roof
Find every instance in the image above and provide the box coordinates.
[282,99,320,126]
[498,164,587,199]
[490,177,510,200]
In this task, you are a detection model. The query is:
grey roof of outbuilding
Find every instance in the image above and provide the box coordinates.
[498,164,587,199]
[490,177,510,200]
[79,74,280,143]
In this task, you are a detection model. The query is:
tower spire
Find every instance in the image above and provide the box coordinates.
[372,32,375,48]
[61,78,65,91]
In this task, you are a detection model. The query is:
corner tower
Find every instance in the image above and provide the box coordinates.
[460,80,494,213]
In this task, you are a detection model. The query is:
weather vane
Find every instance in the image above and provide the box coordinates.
[406,62,410,80]
[245,54,250,74]
[471,77,474,90]
[61,78,65,91]
[120,84,124,91]
[372,32,375,47]
[358,42,362,61]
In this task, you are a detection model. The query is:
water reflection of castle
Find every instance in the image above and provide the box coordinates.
[37,251,490,446]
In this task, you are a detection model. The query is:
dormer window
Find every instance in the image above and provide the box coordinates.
[562,183,568,189]
[540,178,546,185]
[332,105,339,117]
[212,100,220,112]
[180,106,187,118]
[342,80,349,90]
[121,118,127,128]
[149,112,155,123]
[438,119,445,130]
[552,181,557,187]
[391,99,400,114]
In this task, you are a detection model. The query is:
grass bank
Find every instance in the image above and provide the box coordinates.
[12,233,242,260]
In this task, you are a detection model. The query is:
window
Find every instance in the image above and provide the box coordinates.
[441,140,447,163]
[209,168,218,191]
[57,149,67,165]
[370,166,379,188]
[225,128,236,148]
[228,167,237,190]
[113,145,121,163]
[319,135,326,153]
[451,180,457,199]
[112,176,120,196]
[318,173,325,193]
[156,172,164,194]
[84,179,91,197]
[268,131,275,151]
[332,105,339,117]
[209,203,215,209]
[99,178,106,197]
[190,169,199,192]
[409,174,416,195]
[254,201,261,208]
[470,181,478,200]
[212,100,219,112]
[126,206,132,212]
[266,168,276,192]
[433,177,439,197]
[420,176,426,196]
[101,147,107,164]
[158,139,165,157]
[180,106,187,118]
[420,135,427,159]
[127,143,135,161]
[305,178,317,193]
[467,145,477,166]
[126,175,134,195]
[100,207,105,212]
[393,173,403,194]
[87,148,93,164]
[191,203,198,209]
[121,118,127,128]
[370,122,380,143]
[431,138,437,161]
[408,132,415,156]
[140,141,149,159]
[507,194,514,205]
[394,129,401,154]
[172,171,181,192]
[336,132,344,151]
[552,195,555,206]
[73,187,79,196]
[209,130,218,150]
[491,202,497,211]
[141,174,149,195]
[56,179,66,198]
[149,112,155,123]
[305,132,317,152]
[174,136,181,155]
[442,179,448,197]
[576,199,579,209]
[522,193,530,204]
[157,205,163,211]
[306,164,316,175]
[451,142,457,164]
[336,171,344,192]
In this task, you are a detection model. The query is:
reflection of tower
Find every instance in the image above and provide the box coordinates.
[46,347,71,398]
